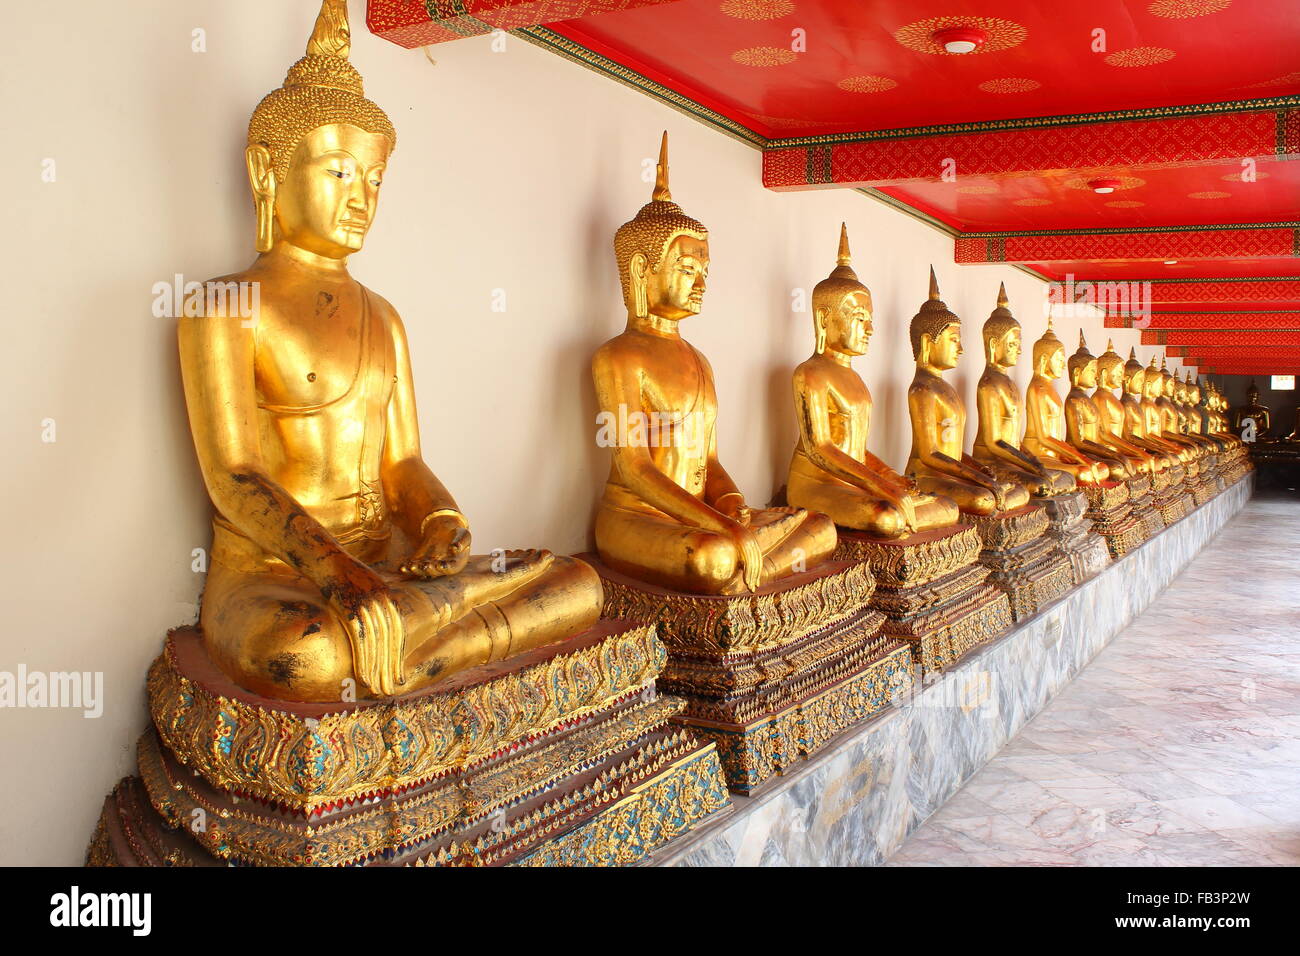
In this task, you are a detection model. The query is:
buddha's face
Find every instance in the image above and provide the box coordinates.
[1144,372,1162,400]
[1043,345,1065,379]
[993,328,1021,367]
[274,124,391,258]
[825,290,873,356]
[1075,357,1098,388]
[926,323,962,370]
[1099,360,1120,388]
[1125,369,1142,395]
[646,235,709,320]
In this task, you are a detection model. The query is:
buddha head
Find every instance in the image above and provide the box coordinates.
[614,133,710,322]
[981,283,1021,369]
[245,0,396,258]
[1068,331,1098,388]
[811,224,872,357]
[911,267,962,370]
[1122,348,1145,396]
[1247,380,1261,404]
[1032,318,1066,379]
[1144,354,1164,401]
[1161,355,1177,398]
[1096,339,1124,389]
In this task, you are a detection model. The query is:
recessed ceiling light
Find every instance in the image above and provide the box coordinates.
[1088,178,1123,194]
[932,26,988,54]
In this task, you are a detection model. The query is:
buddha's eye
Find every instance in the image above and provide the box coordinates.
[327,169,346,179]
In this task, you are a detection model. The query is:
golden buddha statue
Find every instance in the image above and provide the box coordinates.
[1121,349,1184,464]
[906,270,1029,515]
[1022,320,1109,483]
[1092,339,1168,475]
[592,134,836,594]
[178,0,602,701]
[1063,332,1136,479]
[787,225,960,538]
[1150,355,1202,459]
[1234,380,1274,439]
[971,285,1076,496]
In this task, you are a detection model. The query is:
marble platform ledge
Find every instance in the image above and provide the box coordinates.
[649,474,1253,867]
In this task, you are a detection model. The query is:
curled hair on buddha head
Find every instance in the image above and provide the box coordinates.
[1068,329,1095,379]
[1032,315,1064,370]
[613,132,709,314]
[247,0,397,186]
[910,266,960,360]
[982,282,1020,354]
[811,223,871,351]
[1097,338,1123,380]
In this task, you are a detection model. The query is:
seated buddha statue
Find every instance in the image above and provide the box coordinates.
[1137,354,1195,464]
[970,285,1075,496]
[1150,355,1203,459]
[1064,333,1137,479]
[1122,349,1187,465]
[905,269,1029,516]
[178,0,602,702]
[1234,380,1274,439]
[787,225,960,538]
[1092,339,1169,476]
[1178,371,1224,453]
[1022,321,1109,483]
[592,134,835,594]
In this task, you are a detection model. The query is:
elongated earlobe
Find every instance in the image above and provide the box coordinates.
[245,145,276,253]
[813,311,827,354]
[630,253,649,319]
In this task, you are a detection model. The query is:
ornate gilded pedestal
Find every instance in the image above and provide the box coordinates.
[87,623,730,866]
[832,524,1011,674]
[1080,480,1147,557]
[583,557,911,794]
[1125,473,1165,540]
[1152,465,1195,526]
[1030,490,1109,584]
[965,504,1073,621]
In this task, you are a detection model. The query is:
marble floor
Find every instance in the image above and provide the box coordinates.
[888,492,1300,867]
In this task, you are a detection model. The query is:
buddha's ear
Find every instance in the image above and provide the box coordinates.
[813,307,827,354]
[629,252,650,319]
[246,145,276,253]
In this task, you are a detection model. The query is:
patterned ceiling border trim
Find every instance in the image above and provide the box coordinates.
[961,221,1300,239]
[1080,276,1300,284]
[514,26,766,147]
[766,96,1300,149]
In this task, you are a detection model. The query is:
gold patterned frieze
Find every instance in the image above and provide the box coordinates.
[593,559,876,655]
[833,525,982,589]
[966,504,1050,552]
[149,624,665,812]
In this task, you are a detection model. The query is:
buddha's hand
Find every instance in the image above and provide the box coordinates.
[322,560,406,697]
[726,521,764,592]
[716,494,752,526]
[897,494,919,534]
[402,513,471,578]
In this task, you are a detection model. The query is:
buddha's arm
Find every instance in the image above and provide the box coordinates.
[177,310,404,696]
[909,389,998,489]
[379,306,470,577]
[974,380,1040,472]
[592,349,736,534]
[795,376,907,499]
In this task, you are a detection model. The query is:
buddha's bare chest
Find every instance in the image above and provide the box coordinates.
[253,308,386,410]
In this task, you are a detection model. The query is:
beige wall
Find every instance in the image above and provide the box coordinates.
[0,1,1190,864]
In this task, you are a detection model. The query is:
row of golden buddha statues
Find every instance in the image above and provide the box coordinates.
[86,1,1250,867]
